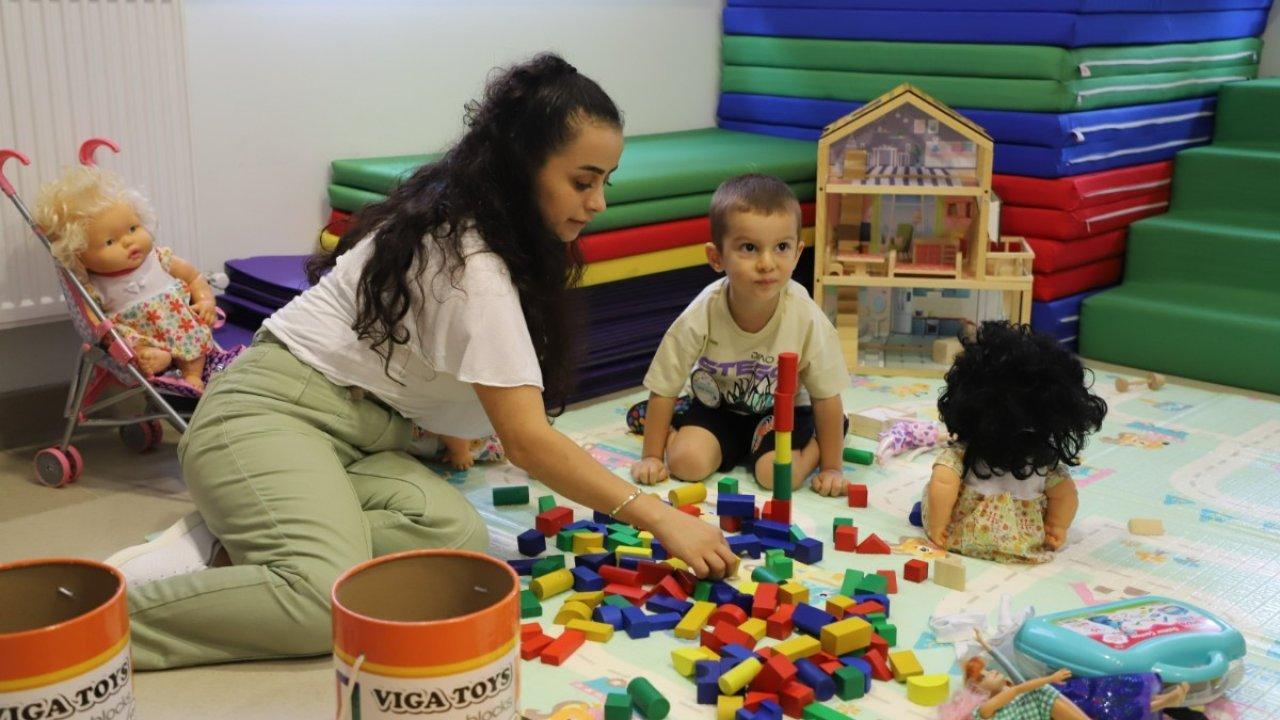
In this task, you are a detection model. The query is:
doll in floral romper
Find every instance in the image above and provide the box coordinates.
[922,322,1108,563]
[36,166,215,390]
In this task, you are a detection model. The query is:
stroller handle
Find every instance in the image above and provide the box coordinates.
[0,148,31,196]
[79,137,120,167]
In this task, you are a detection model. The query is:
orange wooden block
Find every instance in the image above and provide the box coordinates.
[834,525,859,552]
[603,583,646,605]
[656,574,690,600]
[721,516,742,532]
[600,565,643,587]
[753,583,780,619]
[521,633,552,660]
[780,681,815,718]
[753,653,798,694]
[710,604,750,628]
[864,647,893,681]
[678,504,702,517]
[857,533,891,554]
[521,622,544,640]
[744,692,779,711]
[540,629,586,665]
[766,604,795,639]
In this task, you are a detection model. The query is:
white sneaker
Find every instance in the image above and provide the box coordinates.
[105,511,222,587]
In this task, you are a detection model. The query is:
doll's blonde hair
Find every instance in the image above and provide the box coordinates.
[33,166,156,287]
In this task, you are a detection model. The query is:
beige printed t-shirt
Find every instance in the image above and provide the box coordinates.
[644,278,850,415]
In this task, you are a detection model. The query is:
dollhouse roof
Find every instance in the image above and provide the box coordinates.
[820,83,992,146]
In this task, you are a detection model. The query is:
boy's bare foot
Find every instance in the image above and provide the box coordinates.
[630,457,669,485]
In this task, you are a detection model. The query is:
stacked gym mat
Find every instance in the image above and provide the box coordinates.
[1081,78,1280,395]
[217,129,819,401]
[713,0,1270,351]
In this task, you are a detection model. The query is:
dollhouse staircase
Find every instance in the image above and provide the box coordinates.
[1080,78,1280,395]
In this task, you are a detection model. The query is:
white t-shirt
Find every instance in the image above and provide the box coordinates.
[264,229,541,438]
[643,278,850,415]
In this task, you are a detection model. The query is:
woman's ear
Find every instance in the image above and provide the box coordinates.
[705,242,724,273]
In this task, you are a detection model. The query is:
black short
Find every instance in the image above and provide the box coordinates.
[671,400,817,473]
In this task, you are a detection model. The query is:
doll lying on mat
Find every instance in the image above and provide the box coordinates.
[409,425,505,471]
[36,166,219,391]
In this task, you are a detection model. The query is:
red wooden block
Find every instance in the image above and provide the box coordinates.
[713,620,758,651]
[753,583,780,619]
[521,634,553,660]
[675,570,698,595]
[600,565,642,587]
[876,569,898,594]
[757,647,779,662]
[869,633,889,655]
[818,659,843,675]
[654,575,689,600]
[780,681,815,718]
[763,500,775,518]
[864,647,893,681]
[847,484,868,508]
[636,560,675,586]
[540,629,586,665]
[521,622,544,640]
[720,515,742,532]
[768,499,792,524]
[753,506,762,520]
[744,692,779,711]
[752,654,798,694]
[848,601,885,617]
[812,651,838,665]
[856,533,891,554]
[709,604,749,629]
[678,504,702,517]
[834,526,858,552]
[603,583,646,605]
[535,506,574,536]
[904,558,929,583]
[766,603,795,639]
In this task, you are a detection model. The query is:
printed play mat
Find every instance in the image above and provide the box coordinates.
[430,370,1280,720]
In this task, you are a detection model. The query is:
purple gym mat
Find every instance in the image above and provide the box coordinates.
[224,255,310,303]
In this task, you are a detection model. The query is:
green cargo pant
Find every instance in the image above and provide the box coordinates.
[127,332,488,670]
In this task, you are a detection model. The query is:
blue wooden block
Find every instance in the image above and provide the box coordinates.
[647,612,682,631]
[759,537,796,554]
[908,501,923,528]
[756,700,782,720]
[517,529,547,557]
[593,605,625,629]
[507,558,538,576]
[795,658,835,701]
[720,643,755,666]
[650,539,668,560]
[853,592,891,615]
[736,708,757,720]
[618,556,641,570]
[593,510,618,524]
[564,519,597,532]
[572,566,605,592]
[793,537,823,565]
[710,582,740,606]
[752,519,791,541]
[621,607,651,639]
[792,604,837,637]
[717,493,756,517]
[839,656,874,693]
[727,534,762,559]
[574,552,613,572]
[696,679,719,705]
[646,595,693,616]
[729,593,754,615]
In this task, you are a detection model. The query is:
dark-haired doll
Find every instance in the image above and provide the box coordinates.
[922,322,1107,563]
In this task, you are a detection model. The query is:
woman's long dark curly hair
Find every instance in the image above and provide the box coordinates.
[308,53,621,407]
[937,321,1108,480]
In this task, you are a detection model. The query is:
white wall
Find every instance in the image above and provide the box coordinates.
[0,0,723,394]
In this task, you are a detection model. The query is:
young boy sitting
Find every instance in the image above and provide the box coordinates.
[629,174,850,496]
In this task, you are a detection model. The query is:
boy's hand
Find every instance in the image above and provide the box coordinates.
[810,468,847,497]
[927,528,949,549]
[630,457,669,485]
[652,510,739,579]
[1044,525,1067,550]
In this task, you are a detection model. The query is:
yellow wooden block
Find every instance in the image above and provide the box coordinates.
[737,580,759,595]
[821,617,873,656]
[717,696,744,720]
[567,591,604,608]
[554,601,594,625]
[531,568,573,600]
[907,674,950,706]
[664,558,689,572]
[738,618,767,642]
[672,646,720,677]
[572,532,604,554]
[1128,518,1164,536]
[584,544,606,555]
[773,635,821,661]
[889,649,924,682]
[566,618,614,642]
[719,657,763,695]
[775,431,792,464]
[675,601,717,639]
[638,530,654,548]
[669,482,708,507]
[616,546,654,560]
[780,581,809,604]
[826,594,855,617]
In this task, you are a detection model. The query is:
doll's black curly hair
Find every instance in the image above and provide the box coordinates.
[937,321,1108,480]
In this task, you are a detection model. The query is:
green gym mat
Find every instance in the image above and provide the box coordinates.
[1210,76,1280,152]
[721,62,1258,112]
[328,181,818,234]
[722,35,1262,82]
[330,128,817,200]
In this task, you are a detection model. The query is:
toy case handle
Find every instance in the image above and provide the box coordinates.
[1152,651,1228,684]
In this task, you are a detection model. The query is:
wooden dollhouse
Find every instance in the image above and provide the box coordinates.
[813,84,1034,376]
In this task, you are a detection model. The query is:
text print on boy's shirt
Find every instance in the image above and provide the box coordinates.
[646,278,849,416]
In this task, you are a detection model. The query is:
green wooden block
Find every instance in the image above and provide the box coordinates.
[605,692,633,720]
[718,476,739,495]
[832,666,866,700]
[557,529,581,552]
[765,549,784,562]
[842,447,874,465]
[855,573,888,596]
[789,525,807,542]
[538,495,557,513]
[804,702,853,720]
[772,462,792,500]
[492,485,530,506]
[694,581,712,602]
[532,555,566,577]
[839,570,865,598]
[766,556,793,580]
[520,589,542,619]
[609,523,638,537]
[868,613,887,626]
[752,566,783,584]
[604,595,633,609]
[878,622,897,647]
[607,534,642,552]
[832,517,854,529]
[628,677,669,720]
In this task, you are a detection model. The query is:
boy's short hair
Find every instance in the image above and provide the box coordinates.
[709,173,802,249]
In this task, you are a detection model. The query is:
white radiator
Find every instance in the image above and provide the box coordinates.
[0,0,198,329]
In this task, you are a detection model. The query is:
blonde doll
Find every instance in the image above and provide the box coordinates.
[36,167,215,390]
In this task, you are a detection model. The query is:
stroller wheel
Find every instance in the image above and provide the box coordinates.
[34,448,74,488]
[120,421,161,453]
[65,445,84,482]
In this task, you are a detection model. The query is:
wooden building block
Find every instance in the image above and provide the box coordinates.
[820,617,873,656]
[903,558,929,583]
[907,674,950,706]
[933,556,966,591]
[1128,518,1165,536]
[540,629,586,665]
[888,649,924,682]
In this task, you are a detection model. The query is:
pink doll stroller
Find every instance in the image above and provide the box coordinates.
[0,138,241,488]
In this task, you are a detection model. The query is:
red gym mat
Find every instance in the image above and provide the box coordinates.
[1033,256,1124,302]
[577,203,815,264]
[993,161,1173,211]
[1002,190,1169,241]
[1026,230,1127,274]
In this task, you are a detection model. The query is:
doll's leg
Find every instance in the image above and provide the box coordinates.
[1149,682,1189,710]
[1049,695,1091,720]
[136,346,173,375]
[176,354,208,391]
[439,435,475,471]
